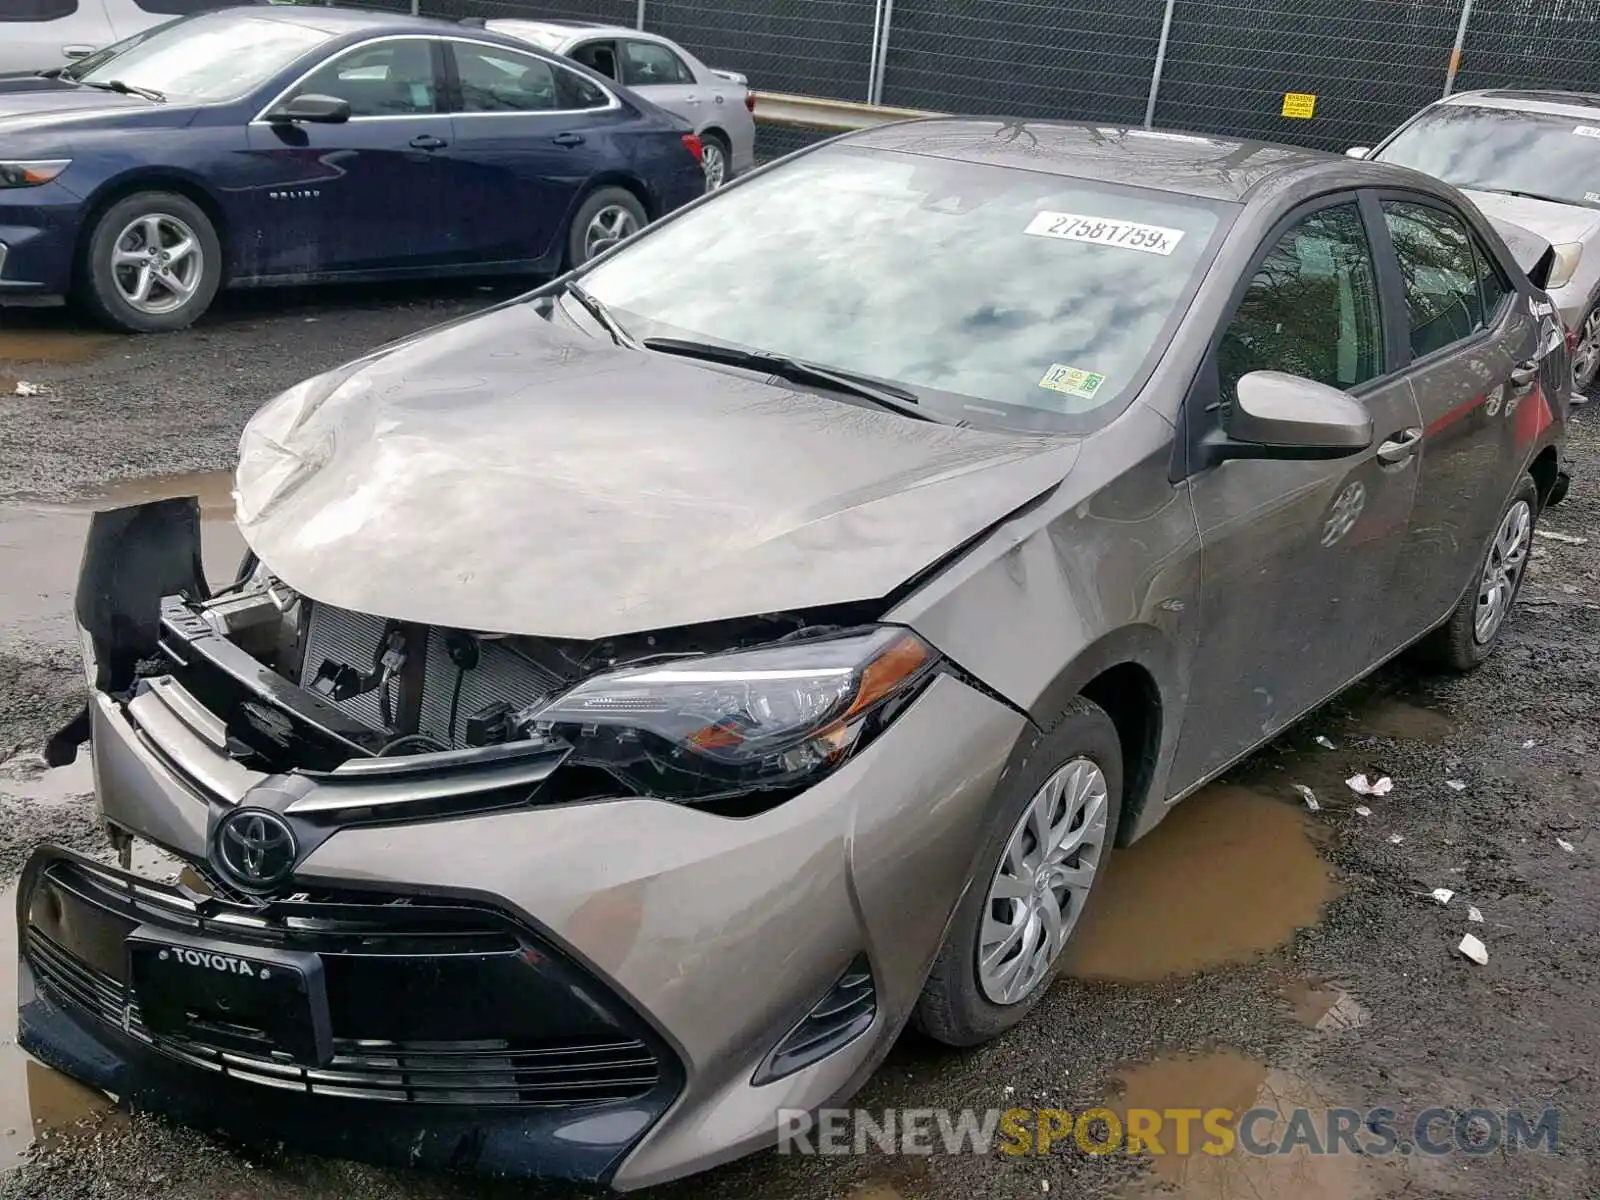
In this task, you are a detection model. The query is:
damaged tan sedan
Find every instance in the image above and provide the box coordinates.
[20,118,1570,1188]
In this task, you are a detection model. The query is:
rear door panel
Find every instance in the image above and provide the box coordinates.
[1373,193,1540,639]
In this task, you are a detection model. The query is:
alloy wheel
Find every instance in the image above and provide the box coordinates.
[1573,308,1600,392]
[111,213,204,316]
[583,205,640,261]
[1474,498,1532,645]
[702,141,728,191]
[977,757,1109,1005]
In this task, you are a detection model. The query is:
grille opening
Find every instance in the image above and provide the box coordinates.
[753,955,876,1085]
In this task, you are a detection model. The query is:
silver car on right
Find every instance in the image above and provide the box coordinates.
[1352,89,1600,393]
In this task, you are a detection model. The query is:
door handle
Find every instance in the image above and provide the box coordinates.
[552,132,586,147]
[409,134,447,150]
[1376,428,1423,465]
[61,44,93,58]
[683,96,703,105]
[1509,359,1540,387]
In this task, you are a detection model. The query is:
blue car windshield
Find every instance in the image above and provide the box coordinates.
[75,16,332,103]
[577,143,1232,434]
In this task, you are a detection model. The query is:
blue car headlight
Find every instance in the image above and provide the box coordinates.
[521,626,940,805]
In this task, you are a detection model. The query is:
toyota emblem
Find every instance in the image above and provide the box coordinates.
[213,808,298,891]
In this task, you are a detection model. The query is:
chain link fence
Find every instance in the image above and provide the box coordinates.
[400,0,1600,152]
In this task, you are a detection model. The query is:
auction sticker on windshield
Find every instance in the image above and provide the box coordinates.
[1024,212,1185,255]
[1038,364,1106,401]
[1574,126,1600,139]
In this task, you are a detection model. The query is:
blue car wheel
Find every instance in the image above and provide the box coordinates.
[80,191,223,333]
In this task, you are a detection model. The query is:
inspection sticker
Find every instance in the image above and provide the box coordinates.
[1574,125,1600,138]
[1024,211,1185,255]
[1038,364,1106,400]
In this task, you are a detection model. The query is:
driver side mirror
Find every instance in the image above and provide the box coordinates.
[263,93,351,125]
[1201,371,1373,468]
[1345,145,1371,159]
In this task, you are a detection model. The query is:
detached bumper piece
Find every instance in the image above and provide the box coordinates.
[17,848,683,1182]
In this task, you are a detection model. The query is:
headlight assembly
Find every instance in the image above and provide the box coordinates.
[522,626,939,804]
[0,160,70,189]
[1548,242,1584,290]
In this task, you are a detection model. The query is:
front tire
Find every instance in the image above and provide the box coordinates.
[1572,303,1600,394]
[913,696,1123,1047]
[565,187,647,269]
[79,191,221,333]
[1417,474,1539,672]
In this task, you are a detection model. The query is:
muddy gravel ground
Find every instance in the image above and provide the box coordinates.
[0,288,1595,1200]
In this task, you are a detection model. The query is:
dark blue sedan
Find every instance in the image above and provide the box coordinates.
[0,7,707,331]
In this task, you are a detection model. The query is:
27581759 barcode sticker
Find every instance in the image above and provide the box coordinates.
[1024,211,1186,255]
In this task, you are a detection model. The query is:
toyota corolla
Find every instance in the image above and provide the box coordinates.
[20,120,1570,1188]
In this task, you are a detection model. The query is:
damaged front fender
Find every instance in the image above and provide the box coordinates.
[48,497,210,766]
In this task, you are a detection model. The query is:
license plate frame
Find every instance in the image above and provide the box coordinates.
[127,927,333,1066]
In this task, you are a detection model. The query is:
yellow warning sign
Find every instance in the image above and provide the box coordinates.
[1282,92,1317,119]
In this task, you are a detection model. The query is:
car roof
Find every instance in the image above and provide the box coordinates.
[840,119,1401,203]
[1440,88,1600,119]
[221,4,501,38]
[486,17,647,41]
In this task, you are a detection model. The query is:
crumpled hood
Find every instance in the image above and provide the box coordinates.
[1463,188,1600,247]
[235,302,1081,639]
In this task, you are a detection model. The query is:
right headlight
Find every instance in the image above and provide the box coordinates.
[1548,242,1584,290]
[522,626,940,805]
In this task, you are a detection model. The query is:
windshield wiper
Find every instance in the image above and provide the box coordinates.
[641,336,950,424]
[77,78,165,102]
[562,280,641,350]
[1480,186,1574,207]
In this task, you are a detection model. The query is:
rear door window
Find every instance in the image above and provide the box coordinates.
[620,39,694,86]
[1382,201,1488,359]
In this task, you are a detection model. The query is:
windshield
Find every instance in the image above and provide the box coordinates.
[58,18,183,80]
[577,145,1230,433]
[1378,105,1600,210]
[74,15,332,103]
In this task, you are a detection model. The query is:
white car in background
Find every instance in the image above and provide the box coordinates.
[0,0,251,73]
[475,17,756,191]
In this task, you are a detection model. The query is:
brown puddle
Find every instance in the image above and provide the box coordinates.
[1350,696,1456,743]
[1111,1051,1430,1200]
[0,469,244,631]
[1062,786,1341,982]
[0,329,118,367]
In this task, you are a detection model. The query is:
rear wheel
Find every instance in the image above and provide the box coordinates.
[565,187,647,269]
[1417,475,1538,672]
[700,131,732,192]
[913,697,1122,1047]
[79,191,221,332]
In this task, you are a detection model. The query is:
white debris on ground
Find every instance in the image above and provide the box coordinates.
[12,381,45,397]
[1557,838,1576,853]
[1458,934,1490,966]
[1446,779,1468,792]
[1522,739,1538,749]
[1292,784,1320,811]
[1430,888,1454,905]
[1468,906,1485,923]
[1389,834,1405,845]
[1347,773,1394,796]
[1315,735,1337,750]
[1533,529,1588,545]
[1354,805,1372,817]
